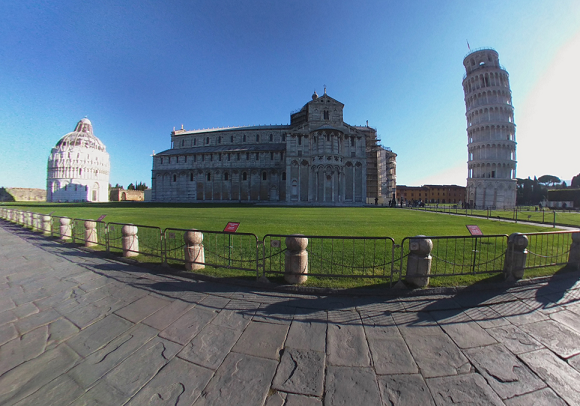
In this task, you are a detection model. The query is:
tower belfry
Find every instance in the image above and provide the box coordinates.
[462,48,517,209]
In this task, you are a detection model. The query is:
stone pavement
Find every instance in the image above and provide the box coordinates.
[1,223,580,406]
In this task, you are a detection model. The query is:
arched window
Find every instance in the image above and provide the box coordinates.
[207,173,211,181]
[230,135,234,143]
[243,134,246,142]
[181,140,185,146]
[224,172,229,181]
[190,173,194,181]
[193,138,197,146]
[173,174,177,182]
[206,137,210,145]
[256,134,260,142]
[262,172,267,181]
[242,172,247,181]
[218,136,221,144]
[282,172,286,181]
[269,134,273,142]
[324,111,329,120]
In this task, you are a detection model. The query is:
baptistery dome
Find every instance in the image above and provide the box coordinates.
[46,118,110,202]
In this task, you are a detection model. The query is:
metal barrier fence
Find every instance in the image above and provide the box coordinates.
[71,218,107,248]
[164,228,260,276]
[107,222,163,259]
[401,234,508,277]
[262,234,398,283]
[2,210,579,285]
[520,230,579,270]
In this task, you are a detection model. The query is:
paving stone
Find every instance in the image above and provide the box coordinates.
[192,352,277,406]
[490,301,549,325]
[285,393,322,406]
[0,322,18,346]
[14,309,61,335]
[67,323,159,388]
[254,303,295,324]
[272,348,325,396]
[72,336,182,405]
[11,302,39,319]
[264,391,286,406]
[212,307,254,331]
[0,324,48,376]
[568,353,580,372]
[198,294,231,310]
[327,320,371,367]
[0,309,17,326]
[13,374,84,406]
[178,323,243,370]
[66,314,134,357]
[115,294,172,323]
[286,319,327,352]
[126,358,213,406]
[464,306,510,329]
[464,344,546,399]
[485,324,543,354]
[503,387,567,406]
[519,348,580,405]
[232,321,288,360]
[62,296,124,329]
[159,307,217,345]
[0,344,81,405]
[142,298,195,330]
[393,312,443,337]
[426,373,504,406]
[519,319,580,358]
[405,333,470,378]
[377,374,435,406]
[438,319,497,348]
[361,311,400,338]
[549,308,580,334]
[325,366,382,406]
[367,336,418,375]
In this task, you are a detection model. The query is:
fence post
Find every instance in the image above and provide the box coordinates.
[504,233,528,280]
[85,221,98,247]
[59,217,72,241]
[184,230,205,271]
[42,215,51,235]
[284,235,308,284]
[568,233,580,271]
[121,225,139,257]
[406,235,432,288]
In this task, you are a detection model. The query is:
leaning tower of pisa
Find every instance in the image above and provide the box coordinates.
[462,48,517,209]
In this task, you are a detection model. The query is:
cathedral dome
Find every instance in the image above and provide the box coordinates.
[55,118,107,152]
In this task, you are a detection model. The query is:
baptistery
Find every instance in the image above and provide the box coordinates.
[46,118,110,202]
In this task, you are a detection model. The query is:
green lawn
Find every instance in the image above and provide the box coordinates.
[3,202,576,290]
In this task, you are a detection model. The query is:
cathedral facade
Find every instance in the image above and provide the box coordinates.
[46,118,110,202]
[151,91,396,205]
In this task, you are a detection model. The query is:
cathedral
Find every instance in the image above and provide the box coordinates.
[151,91,396,205]
[46,118,110,202]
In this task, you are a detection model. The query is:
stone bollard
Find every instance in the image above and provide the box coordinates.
[42,215,52,235]
[32,213,40,232]
[85,221,98,247]
[504,233,528,280]
[568,232,580,271]
[18,211,24,225]
[184,230,205,271]
[406,235,433,288]
[122,225,139,257]
[59,217,72,240]
[284,235,308,284]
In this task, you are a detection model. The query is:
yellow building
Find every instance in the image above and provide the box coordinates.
[396,184,466,204]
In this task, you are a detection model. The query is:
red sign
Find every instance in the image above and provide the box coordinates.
[223,222,240,233]
[466,225,483,236]
[97,214,107,222]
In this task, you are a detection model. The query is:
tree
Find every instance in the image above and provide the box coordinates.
[135,182,148,191]
[561,181,567,188]
[538,174,561,186]
[127,183,135,190]
[571,173,580,188]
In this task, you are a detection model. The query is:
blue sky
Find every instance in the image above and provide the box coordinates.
[1,0,579,190]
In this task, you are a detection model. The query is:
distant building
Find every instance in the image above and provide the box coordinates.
[463,49,517,209]
[46,118,110,202]
[151,91,396,205]
[109,188,145,202]
[396,184,466,204]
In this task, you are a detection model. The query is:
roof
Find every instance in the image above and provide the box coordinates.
[54,118,106,152]
[156,143,286,156]
[173,124,291,136]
